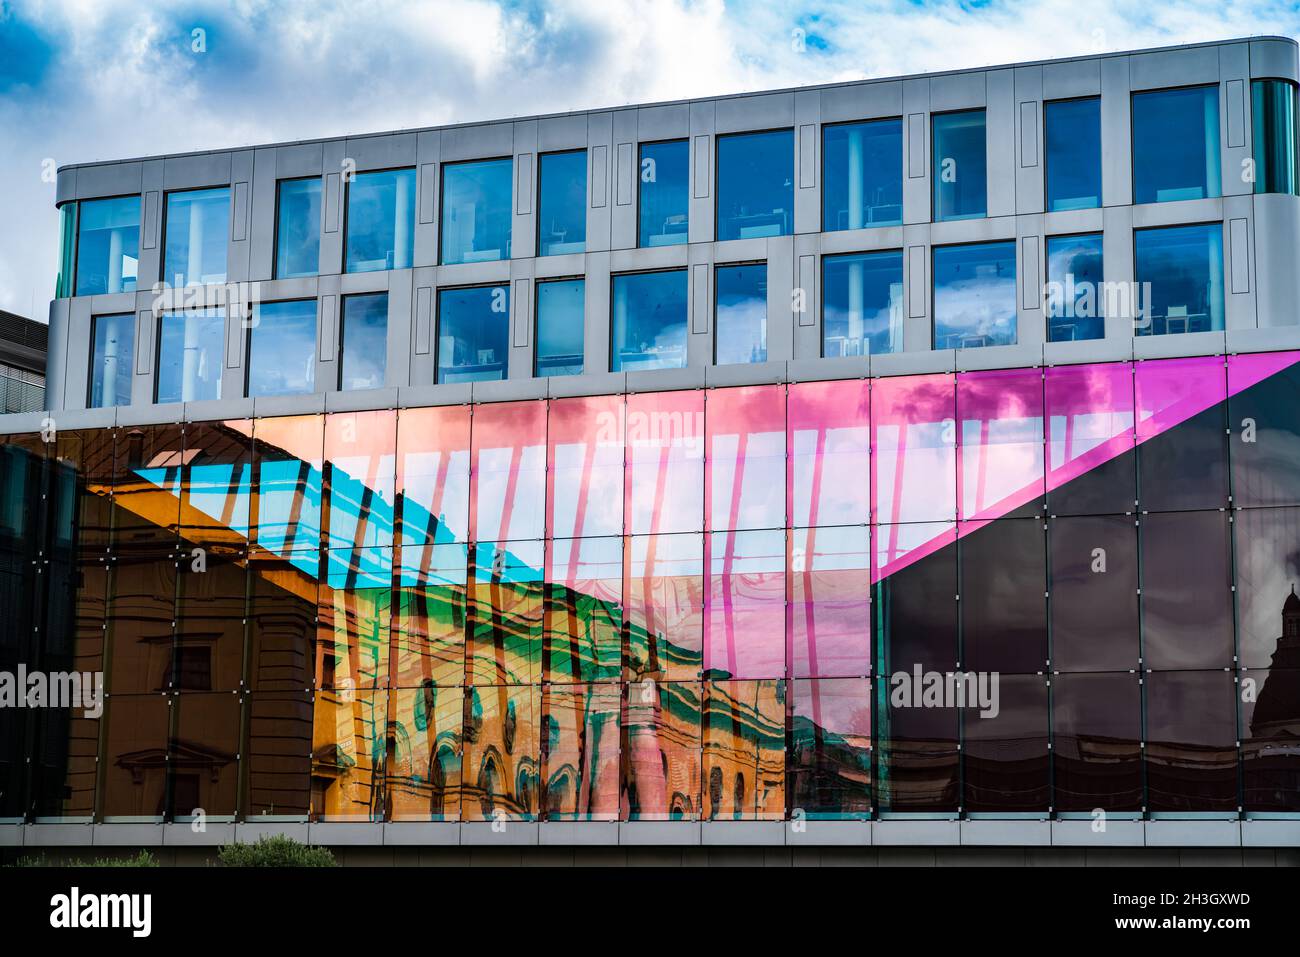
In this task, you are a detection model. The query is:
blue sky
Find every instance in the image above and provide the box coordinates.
[0,0,1296,318]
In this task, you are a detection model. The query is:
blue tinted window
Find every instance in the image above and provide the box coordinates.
[1134,223,1224,336]
[639,140,689,247]
[1132,86,1221,203]
[1252,79,1299,195]
[340,293,388,389]
[538,151,586,256]
[933,110,986,221]
[88,312,134,408]
[535,279,584,377]
[345,169,415,273]
[822,251,904,356]
[438,285,509,383]
[163,188,229,286]
[75,196,139,296]
[715,264,767,365]
[441,158,513,265]
[823,119,902,230]
[248,300,316,397]
[157,309,224,403]
[1045,98,1101,211]
[933,241,1017,349]
[275,177,321,278]
[1046,234,1104,342]
[716,130,794,241]
[611,270,687,371]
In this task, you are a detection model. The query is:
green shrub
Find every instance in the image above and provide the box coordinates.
[218,835,336,867]
[10,849,158,867]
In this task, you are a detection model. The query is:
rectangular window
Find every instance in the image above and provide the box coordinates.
[1132,85,1221,203]
[345,169,414,273]
[275,177,322,278]
[1133,223,1224,336]
[75,196,140,296]
[339,293,388,390]
[537,150,586,256]
[714,263,767,365]
[163,187,229,287]
[638,139,689,247]
[535,278,584,377]
[88,312,134,408]
[56,202,77,298]
[1252,78,1299,195]
[611,270,688,372]
[822,250,903,357]
[716,130,794,241]
[247,299,316,397]
[156,309,224,403]
[440,158,513,265]
[1045,98,1101,211]
[932,110,986,221]
[823,118,902,230]
[933,241,1017,348]
[1045,233,1104,341]
[437,285,509,383]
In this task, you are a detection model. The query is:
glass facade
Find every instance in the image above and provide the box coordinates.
[932,241,1017,349]
[6,350,1299,821]
[537,151,587,256]
[1134,223,1224,336]
[933,110,986,221]
[611,270,687,372]
[714,263,767,365]
[1045,233,1104,342]
[716,130,794,241]
[156,309,225,403]
[163,188,229,287]
[441,158,512,265]
[88,312,134,408]
[1252,78,1299,195]
[339,293,388,390]
[822,250,903,357]
[638,140,689,247]
[275,177,322,278]
[437,285,509,383]
[535,278,584,377]
[247,300,316,397]
[345,169,415,273]
[1132,85,1221,203]
[823,119,902,229]
[75,196,140,296]
[1044,98,1101,211]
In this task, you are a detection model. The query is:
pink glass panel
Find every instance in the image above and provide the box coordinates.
[790,525,871,678]
[471,400,547,543]
[397,405,471,549]
[871,373,956,524]
[788,380,870,528]
[547,395,625,539]
[1044,362,1135,492]
[626,390,704,536]
[1134,355,1227,443]
[626,532,704,681]
[706,385,786,531]
[956,368,1044,521]
[704,528,786,679]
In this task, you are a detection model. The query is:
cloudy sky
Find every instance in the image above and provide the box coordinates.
[0,0,1296,319]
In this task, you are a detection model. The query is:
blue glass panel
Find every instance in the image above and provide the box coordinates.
[88,312,134,408]
[639,140,689,247]
[441,158,513,265]
[437,285,509,383]
[933,241,1017,349]
[75,196,139,296]
[1132,86,1221,204]
[823,119,902,230]
[933,110,986,221]
[611,270,687,372]
[340,293,388,389]
[535,278,584,377]
[1134,223,1224,336]
[275,177,321,278]
[1046,234,1104,342]
[1252,78,1299,195]
[822,251,904,356]
[1045,98,1101,211]
[156,309,225,402]
[538,151,586,256]
[345,169,415,273]
[715,264,767,365]
[716,130,794,241]
[248,299,316,397]
[163,188,229,286]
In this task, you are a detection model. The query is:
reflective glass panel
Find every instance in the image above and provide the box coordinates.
[1132,85,1221,204]
[243,691,313,819]
[871,373,956,524]
[626,533,704,682]
[957,367,1045,521]
[715,263,767,365]
[311,688,384,820]
[707,385,785,531]
[543,537,622,683]
[1045,362,1136,516]
[1145,670,1238,812]
[621,680,701,820]
[437,284,509,383]
[1252,78,1299,195]
[537,150,586,256]
[705,529,785,680]
[163,187,229,287]
[324,410,396,551]
[638,139,689,247]
[788,678,872,818]
[542,684,621,820]
[1046,233,1104,342]
[1134,355,1228,511]
[933,241,1017,349]
[317,545,392,691]
[1140,510,1234,670]
[547,394,624,539]
[1228,351,1300,508]
[1134,223,1224,336]
[822,250,903,357]
[702,680,785,820]
[535,278,584,377]
[1052,673,1143,812]
[339,292,388,390]
[611,270,687,372]
[788,379,871,528]
[790,525,871,678]
[441,157,513,265]
[247,299,316,397]
[1044,98,1101,211]
[471,399,547,543]
[716,129,794,241]
[75,196,139,296]
[823,118,902,230]
[461,685,541,822]
[386,684,462,820]
[156,309,224,403]
[275,177,321,278]
[932,110,986,221]
[396,404,471,550]
[345,168,414,273]
[1049,515,1139,673]
[627,389,703,535]
[960,519,1047,675]
[393,542,468,689]
[468,540,544,686]
[1233,505,1300,669]
[873,522,958,674]
[252,415,324,559]
[963,674,1049,813]
[88,312,134,408]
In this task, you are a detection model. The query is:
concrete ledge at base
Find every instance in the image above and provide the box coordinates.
[252,393,326,417]
[0,824,27,846]
[961,820,1051,846]
[538,822,620,846]
[397,382,472,408]
[1226,325,1300,354]
[162,823,236,846]
[1241,820,1300,847]
[18,824,94,847]
[548,371,626,398]
[873,820,961,845]
[1051,820,1146,846]
[233,822,310,844]
[1145,820,1241,847]
[619,821,701,845]
[954,342,1042,372]
[324,387,400,413]
[1043,337,1134,366]
[307,823,385,845]
[1133,329,1226,360]
[0,411,50,435]
[705,360,787,388]
[626,366,706,393]
[699,821,785,846]
[786,356,869,383]
[870,350,956,377]
[471,378,548,404]
[92,823,166,846]
[785,820,871,846]
[382,822,460,846]
[460,822,539,846]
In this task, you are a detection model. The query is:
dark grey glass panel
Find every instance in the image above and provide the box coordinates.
[275,177,322,279]
[878,695,959,813]
[1232,505,1300,669]
[1049,515,1139,673]
[714,263,766,365]
[1052,672,1143,812]
[961,519,1047,674]
[1229,359,1300,508]
[1132,86,1221,204]
[248,300,316,398]
[1145,670,1238,813]
[638,140,689,248]
[345,169,415,273]
[822,119,902,230]
[437,285,509,384]
[89,313,135,409]
[716,130,793,241]
[963,674,1049,813]
[537,150,586,256]
[339,293,388,390]
[1242,664,1300,812]
[535,278,584,377]
[874,525,958,674]
[1140,510,1234,670]
[822,251,903,357]
[75,196,140,296]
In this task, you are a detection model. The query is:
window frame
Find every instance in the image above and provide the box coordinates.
[160,185,232,288]
[713,127,796,242]
[1129,83,1223,206]
[533,275,586,378]
[337,291,390,391]
[608,267,690,374]
[153,307,226,404]
[635,138,691,249]
[930,238,1019,350]
[244,297,319,399]
[342,166,417,275]
[272,176,323,280]
[535,148,588,258]
[86,311,136,409]
[1131,219,1226,337]
[930,107,988,222]
[437,155,514,266]
[1043,230,1105,343]
[73,193,142,298]
[1042,95,1102,213]
[819,246,906,358]
[819,116,904,232]
[712,259,768,366]
[434,282,512,385]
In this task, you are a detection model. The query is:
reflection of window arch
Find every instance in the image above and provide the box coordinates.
[414,679,437,732]
[546,766,577,816]
[504,699,517,754]
[476,749,502,817]
[733,772,746,820]
[708,766,723,819]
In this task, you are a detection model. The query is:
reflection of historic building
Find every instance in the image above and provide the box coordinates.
[1244,589,1300,811]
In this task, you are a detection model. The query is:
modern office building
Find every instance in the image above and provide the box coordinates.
[0,310,47,414]
[3,36,1300,864]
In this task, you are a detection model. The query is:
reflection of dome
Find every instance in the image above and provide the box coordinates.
[1249,587,1300,738]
